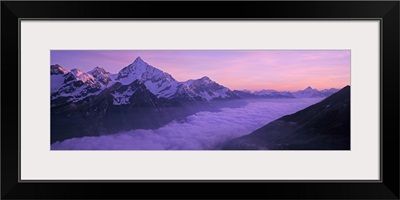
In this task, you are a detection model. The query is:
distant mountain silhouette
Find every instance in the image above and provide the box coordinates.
[233,87,339,99]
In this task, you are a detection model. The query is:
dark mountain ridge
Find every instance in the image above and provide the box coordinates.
[222,85,350,150]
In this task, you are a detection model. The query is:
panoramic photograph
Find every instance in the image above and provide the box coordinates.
[50,50,350,150]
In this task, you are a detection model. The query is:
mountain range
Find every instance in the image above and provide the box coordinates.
[51,57,240,107]
[51,56,339,107]
[51,57,341,143]
[232,86,339,99]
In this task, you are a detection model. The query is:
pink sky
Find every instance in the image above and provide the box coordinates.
[51,50,350,92]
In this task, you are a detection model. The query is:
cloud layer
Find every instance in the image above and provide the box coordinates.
[51,98,323,150]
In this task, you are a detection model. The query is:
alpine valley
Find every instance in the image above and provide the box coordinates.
[51,57,341,144]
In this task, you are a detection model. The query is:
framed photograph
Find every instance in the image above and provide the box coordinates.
[2,1,399,199]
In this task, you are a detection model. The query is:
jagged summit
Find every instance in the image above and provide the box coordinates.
[183,76,216,84]
[130,56,147,67]
[127,56,150,71]
[134,56,144,62]
[89,66,105,73]
[197,76,214,84]
[118,57,149,77]
[70,68,83,76]
[88,66,113,87]
[89,66,108,76]
[113,57,179,98]
[116,56,176,83]
[291,86,339,98]
[305,86,313,90]
[50,64,68,75]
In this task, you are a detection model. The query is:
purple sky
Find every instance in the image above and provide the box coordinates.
[51,50,350,91]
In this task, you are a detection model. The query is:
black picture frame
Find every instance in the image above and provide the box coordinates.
[1,1,399,199]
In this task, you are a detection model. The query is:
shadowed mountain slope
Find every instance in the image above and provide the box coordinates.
[222,86,350,150]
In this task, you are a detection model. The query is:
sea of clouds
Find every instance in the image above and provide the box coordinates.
[51,98,323,150]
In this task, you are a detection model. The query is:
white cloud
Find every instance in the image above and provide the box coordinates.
[51,98,323,150]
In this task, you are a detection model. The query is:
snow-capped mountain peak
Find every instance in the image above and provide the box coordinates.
[293,86,327,98]
[128,56,147,71]
[134,56,144,63]
[51,64,68,75]
[115,57,179,98]
[88,66,113,87]
[89,66,107,75]
[51,66,103,106]
[178,76,237,101]
[241,89,252,93]
[71,68,83,76]
[117,56,153,79]
[117,57,176,82]
[199,76,213,83]
[70,68,96,85]
[305,86,313,90]
[51,64,69,93]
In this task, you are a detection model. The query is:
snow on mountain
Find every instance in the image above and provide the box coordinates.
[253,89,277,95]
[51,57,239,106]
[51,64,69,93]
[178,76,237,101]
[258,90,294,98]
[88,66,114,88]
[115,57,179,98]
[232,90,259,98]
[236,87,338,99]
[51,65,104,106]
[111,85,138,105]
[70,68,97,85]
[112,57,236,101]
[240,89,252,93]
[51,64,68,75]
[233,88,298,99]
